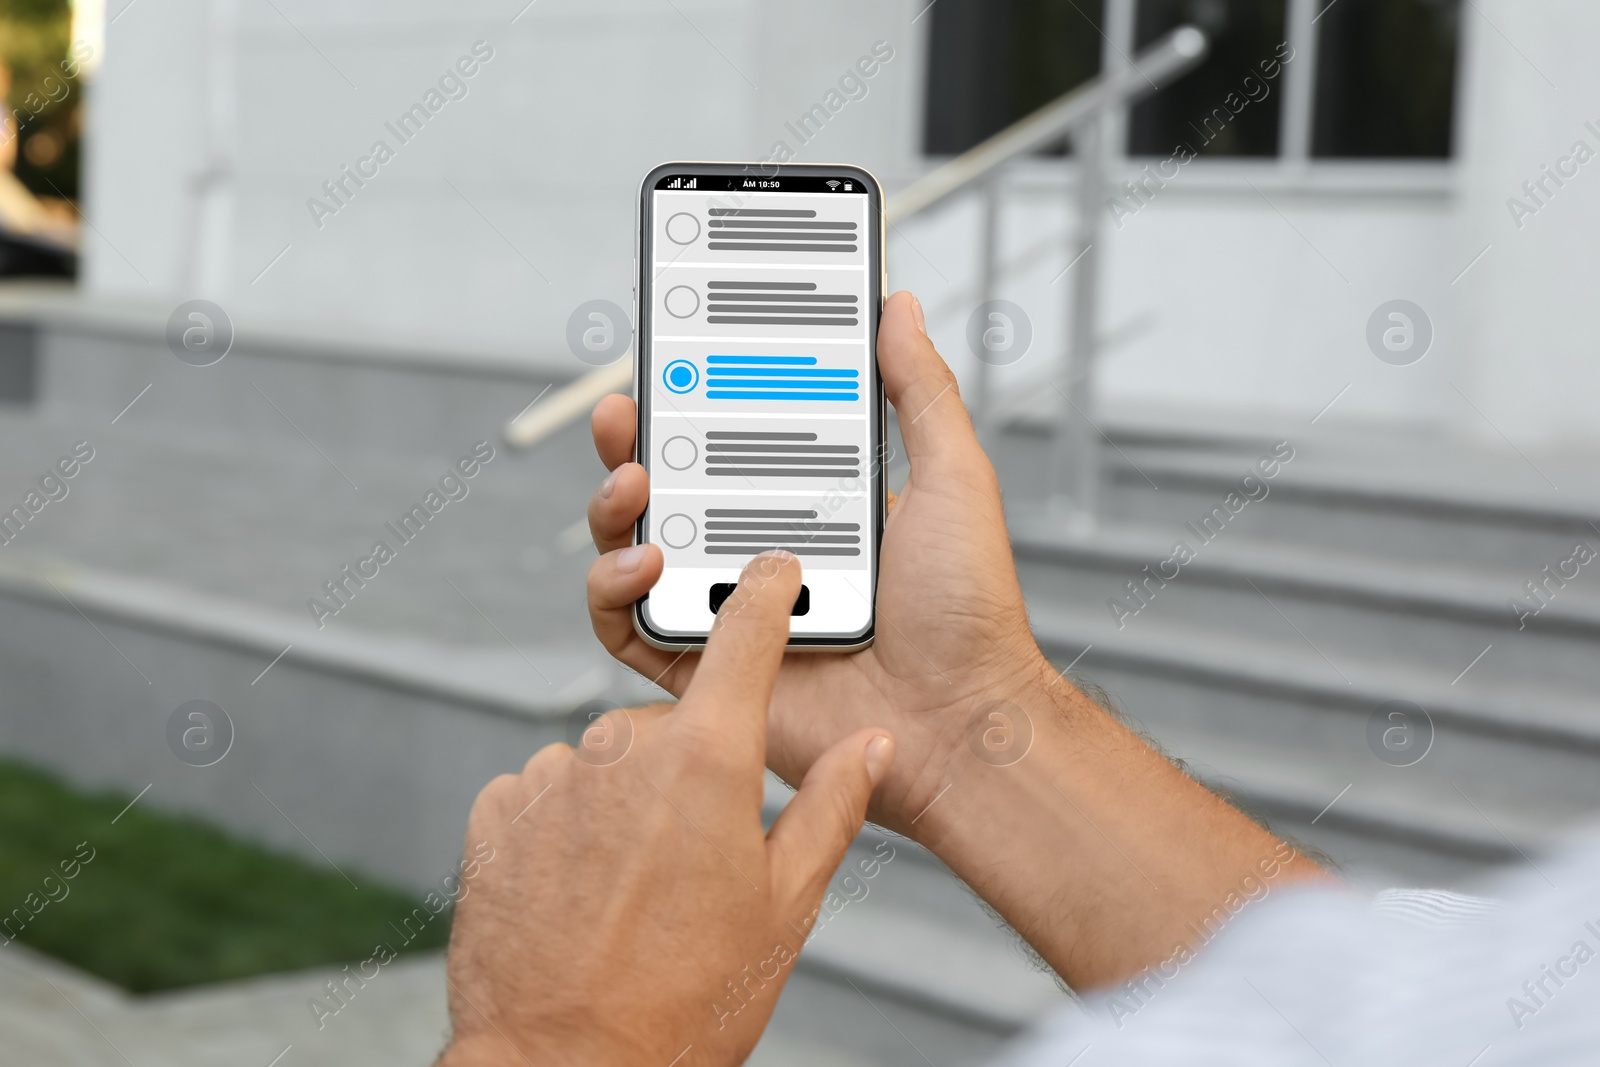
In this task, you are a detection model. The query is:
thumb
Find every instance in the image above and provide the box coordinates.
[765,730,895,907]
[878,290,985,476]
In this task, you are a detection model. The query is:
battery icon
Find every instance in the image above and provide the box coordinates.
[844,181,853,191]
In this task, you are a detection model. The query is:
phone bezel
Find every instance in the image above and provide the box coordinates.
[631,160,887,652]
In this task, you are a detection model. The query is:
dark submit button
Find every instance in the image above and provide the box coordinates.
[709,583,810,617]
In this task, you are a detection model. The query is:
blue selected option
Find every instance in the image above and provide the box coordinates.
[662,359,699,394]
[703,366,858,376]
[707,379,858,389]
[705,354,861,402]
[706,391,860,400]
[707,355,817,365]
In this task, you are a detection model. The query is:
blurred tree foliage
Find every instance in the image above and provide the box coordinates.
[0,0,80,200]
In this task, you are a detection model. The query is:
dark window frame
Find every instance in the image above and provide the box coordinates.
[920,0,1462,163]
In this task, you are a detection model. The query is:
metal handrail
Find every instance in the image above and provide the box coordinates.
[886,26,1205,219]
[504,25,1207,450]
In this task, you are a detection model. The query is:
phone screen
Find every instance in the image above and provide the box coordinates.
[635,165,883,646]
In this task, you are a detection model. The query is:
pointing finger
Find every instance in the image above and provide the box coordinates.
[679,552,802,745]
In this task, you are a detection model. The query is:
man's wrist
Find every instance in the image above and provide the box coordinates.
[902,656,1102,859]
[897,658,1330,988]
[870,646,1068,836]
[903,652,1092,841]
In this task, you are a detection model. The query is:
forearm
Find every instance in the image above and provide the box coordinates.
[909,655,1332,990]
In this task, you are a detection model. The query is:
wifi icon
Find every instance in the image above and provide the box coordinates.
[826,180,841,190]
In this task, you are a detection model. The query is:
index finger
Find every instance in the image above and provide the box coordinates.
[679,551,802,739]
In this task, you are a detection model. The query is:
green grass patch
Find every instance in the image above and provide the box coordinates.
[0,757,450,992]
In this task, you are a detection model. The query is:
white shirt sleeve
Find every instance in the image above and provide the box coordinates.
[988,822,1600,1067]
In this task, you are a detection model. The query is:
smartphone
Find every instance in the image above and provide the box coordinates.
[633,161,886,651]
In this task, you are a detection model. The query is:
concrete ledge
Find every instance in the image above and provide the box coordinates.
[1011,518,1600,633]
[0,554,608,722]
[0,556,607,895]
[0,283,571,382]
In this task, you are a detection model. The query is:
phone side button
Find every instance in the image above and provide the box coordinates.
[709,583,810,617]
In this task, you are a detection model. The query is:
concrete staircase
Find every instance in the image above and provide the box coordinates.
[990,418,1600,890]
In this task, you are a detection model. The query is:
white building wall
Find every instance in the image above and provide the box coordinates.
[897,165,1459,433]
[1452,0,1600,450]
[79,0,1600,446]
[83,0,924,362]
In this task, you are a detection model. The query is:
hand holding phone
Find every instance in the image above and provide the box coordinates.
[588,289,1048,837]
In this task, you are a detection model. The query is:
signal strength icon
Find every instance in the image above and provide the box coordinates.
[667,177,697,190]
[826,180,841,190]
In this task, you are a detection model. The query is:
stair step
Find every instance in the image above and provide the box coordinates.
[1013,516,1600,624]
[799,899,1062,1031]
[1029,600,1600,753]
[1011,517,1600,692]
[992,426,1600,572]
[1028,603,1600,865]
[760,780,1065,1030]
[1154,727,1560,860]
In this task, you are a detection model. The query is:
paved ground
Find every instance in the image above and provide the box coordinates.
[0,942,924,1067]
[1,942,452,1067]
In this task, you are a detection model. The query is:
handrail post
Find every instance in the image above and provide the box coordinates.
[971,179,1001,434]
[1048,109,1108,534]
[1049,0,1135,534]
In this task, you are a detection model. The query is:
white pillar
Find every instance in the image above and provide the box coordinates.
[1453,0,1600,448]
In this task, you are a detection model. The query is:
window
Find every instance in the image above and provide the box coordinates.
[922,0,1461,161]
[1129,0,1286,158]
[923,0,1103,156]
[1311,0,1460,159]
